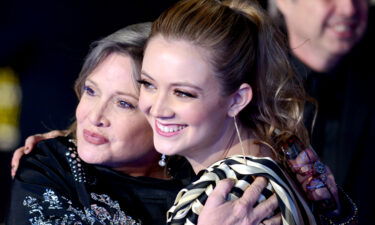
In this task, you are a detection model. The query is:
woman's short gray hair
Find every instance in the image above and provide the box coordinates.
[74,22,152,98]
[67,22,151,136]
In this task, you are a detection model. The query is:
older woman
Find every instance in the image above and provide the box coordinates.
[7,22,179,225]
[8,22,278,225]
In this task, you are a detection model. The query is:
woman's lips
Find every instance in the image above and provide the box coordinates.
[329,21,357,39]
[155,120,187,137]
[83,129,109,145]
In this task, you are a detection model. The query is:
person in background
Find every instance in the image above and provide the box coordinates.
[268,0,375,223]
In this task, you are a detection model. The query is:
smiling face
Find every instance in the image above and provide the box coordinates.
[279,0,368,57]
[76,53,157,171]
[139,36,236,167]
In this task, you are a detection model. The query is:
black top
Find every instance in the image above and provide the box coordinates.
[7,136,195,225]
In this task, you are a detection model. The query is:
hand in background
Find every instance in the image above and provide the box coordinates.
[290,148,340,213]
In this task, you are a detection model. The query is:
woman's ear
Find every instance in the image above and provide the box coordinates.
[227,83,252,117]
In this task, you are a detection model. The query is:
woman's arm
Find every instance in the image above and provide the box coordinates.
[11,130,67,177]
[7,138,81,224]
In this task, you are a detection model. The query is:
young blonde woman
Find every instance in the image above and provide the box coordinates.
[138,0,356,224]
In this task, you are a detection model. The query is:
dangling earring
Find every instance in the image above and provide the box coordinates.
[234,116,247,164]
[158,154,167,167]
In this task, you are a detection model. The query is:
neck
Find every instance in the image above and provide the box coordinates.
[115,164,168,179]
[186,124,272,174]
[289,37,342,73]
[114,155,169,179]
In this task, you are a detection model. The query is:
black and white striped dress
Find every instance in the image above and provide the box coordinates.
[166,155,316,225]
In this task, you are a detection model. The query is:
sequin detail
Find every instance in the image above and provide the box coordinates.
[66,138,87,183]
[23,189,141,225]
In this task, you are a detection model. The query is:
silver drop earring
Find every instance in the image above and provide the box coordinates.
[158,154,167,167]
[234,116,247,164]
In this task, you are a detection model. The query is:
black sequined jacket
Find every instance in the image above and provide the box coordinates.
[7,136,194,225]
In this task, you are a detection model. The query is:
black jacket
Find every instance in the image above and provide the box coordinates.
[7,136,194,225]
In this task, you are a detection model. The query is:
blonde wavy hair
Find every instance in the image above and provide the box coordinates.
[149,0,310,159]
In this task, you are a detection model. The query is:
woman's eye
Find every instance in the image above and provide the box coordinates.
[83,85,95,96]
[137,79,156,90]
[174,90,197,98]
[117,100,135,109]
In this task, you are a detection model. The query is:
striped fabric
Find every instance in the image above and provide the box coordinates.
[166,155,316,225]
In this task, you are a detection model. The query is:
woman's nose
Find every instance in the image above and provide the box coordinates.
[149,93,175,119]
[88,103,110,127]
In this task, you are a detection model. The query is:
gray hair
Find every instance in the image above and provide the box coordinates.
[67,22,151,135]
[74,22,152,98]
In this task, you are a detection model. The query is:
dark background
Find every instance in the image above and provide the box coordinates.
[0,0,179,222]
[0,0,374,224]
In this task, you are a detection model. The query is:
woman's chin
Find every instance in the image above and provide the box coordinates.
[77,148,104,165]
[154,142,189,158]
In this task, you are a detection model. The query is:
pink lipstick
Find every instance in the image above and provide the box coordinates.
[154,120,187,137]
[83,129,109,145]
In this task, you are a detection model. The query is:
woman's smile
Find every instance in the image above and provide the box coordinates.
[155,120,187,137]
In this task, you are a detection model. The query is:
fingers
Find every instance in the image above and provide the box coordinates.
[289,148,318,174]
[24,130,65,154]
[202,177,278,225]
[298,165,339,214]
[287,146,340,213]
[262,212,282,225]
[45,130,68,138]
[240,177,268,207]
[324,169,340,213]
[12,130,66,178]
[299,164,330,200]
[205,179,235,208]
[24,134,43,154]
[303,167,340,214]
[11,147,26,178]
[303,177,331,200]
[325,167,339,205]
[306,167,339,202]
[253,194,279,221]
[303,148,319,162]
